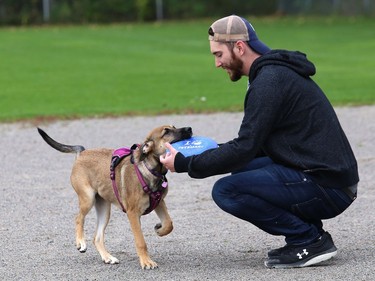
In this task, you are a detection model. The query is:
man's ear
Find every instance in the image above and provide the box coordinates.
[141,140,154,155]
[235,40,246,56]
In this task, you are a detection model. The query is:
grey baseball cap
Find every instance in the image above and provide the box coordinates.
[208,15,270,55]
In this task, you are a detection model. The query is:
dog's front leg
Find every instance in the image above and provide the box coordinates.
[154,199,173,236]
[127,211,158,269]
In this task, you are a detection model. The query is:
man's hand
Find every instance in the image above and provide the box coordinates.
[160,143,178,172]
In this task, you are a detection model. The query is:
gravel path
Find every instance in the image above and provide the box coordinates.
[1,106,374,281]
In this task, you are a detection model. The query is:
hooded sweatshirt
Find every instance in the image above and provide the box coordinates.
[174,50,359,189]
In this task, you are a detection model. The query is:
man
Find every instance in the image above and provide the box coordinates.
[160,15,358,269]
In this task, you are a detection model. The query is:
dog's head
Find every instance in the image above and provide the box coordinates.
[140,125,192,159]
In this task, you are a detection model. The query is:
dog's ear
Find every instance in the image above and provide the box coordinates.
[141,140,154,155]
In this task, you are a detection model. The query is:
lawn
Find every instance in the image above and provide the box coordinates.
[0,17,374,122]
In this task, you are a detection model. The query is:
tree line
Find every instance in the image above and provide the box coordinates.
[0,0,373,25]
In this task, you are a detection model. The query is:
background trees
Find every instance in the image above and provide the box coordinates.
[0,0,374,25]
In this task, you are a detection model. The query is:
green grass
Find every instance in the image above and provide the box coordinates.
[0,17,374,122]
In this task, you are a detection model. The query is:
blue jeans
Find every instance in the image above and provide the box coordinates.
[211,157,355,246]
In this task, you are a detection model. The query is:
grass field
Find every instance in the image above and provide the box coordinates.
[0,17,374,122]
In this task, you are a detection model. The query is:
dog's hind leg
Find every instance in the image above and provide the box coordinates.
[93,195,119,264]
[153,199,173,237]
[74,188,95,253]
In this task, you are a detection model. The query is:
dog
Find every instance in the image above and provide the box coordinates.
[38,125,192,269]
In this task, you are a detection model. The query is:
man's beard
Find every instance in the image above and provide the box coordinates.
[225,49,243,82]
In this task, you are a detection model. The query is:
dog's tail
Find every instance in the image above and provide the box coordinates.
[37,128,85,154]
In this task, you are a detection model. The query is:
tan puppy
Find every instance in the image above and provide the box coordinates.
[38,125,192,269]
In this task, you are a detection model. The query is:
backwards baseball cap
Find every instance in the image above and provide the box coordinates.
[208,15,270,55]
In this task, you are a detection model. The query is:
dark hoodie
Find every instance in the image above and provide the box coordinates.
[175,50,359,189]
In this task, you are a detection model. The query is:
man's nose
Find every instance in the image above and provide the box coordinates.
[215,58,222,68]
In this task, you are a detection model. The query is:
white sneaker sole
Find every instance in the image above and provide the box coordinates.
[265,249,337,269]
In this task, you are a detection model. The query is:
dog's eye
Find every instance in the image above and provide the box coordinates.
[162,128,170,136]
[163,126,176,137]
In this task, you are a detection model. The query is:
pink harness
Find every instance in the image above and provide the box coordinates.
[110,145,168,215]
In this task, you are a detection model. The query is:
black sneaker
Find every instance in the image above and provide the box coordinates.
[267,232,334,258]
[267,244,293,258]
[265,232,337,269]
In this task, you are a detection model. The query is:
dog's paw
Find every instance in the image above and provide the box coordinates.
[154,222,173,237]
[77,242,87,253]
[154,223,164,236]
[103,255,119,265]
[140,258,158,270]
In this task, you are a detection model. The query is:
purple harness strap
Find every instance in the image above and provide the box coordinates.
[133,163,167,215]
[110,146,167,215]
[110,147,132,213]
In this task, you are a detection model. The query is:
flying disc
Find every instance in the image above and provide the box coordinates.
[169,136,218,157]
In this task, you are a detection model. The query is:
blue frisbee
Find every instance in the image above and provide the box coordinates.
[169,136,218,157]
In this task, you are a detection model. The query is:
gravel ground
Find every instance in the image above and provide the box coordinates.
[1,106,374,281]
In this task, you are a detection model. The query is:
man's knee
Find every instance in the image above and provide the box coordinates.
[211,178,223,202]
[211,177,232,208]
